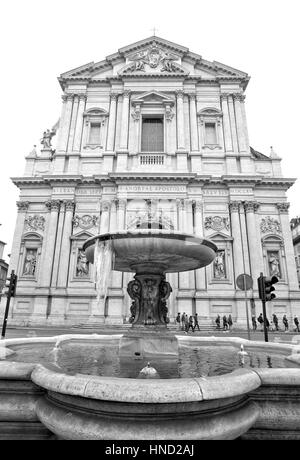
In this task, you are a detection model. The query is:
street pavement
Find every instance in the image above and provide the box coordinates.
[2,325,300,344]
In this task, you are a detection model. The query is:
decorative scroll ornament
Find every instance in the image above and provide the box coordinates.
[260,216,282,234]
[24,215,45,232]
[127,42,179,73]
[204,216,230,232]
[73,214,98,230]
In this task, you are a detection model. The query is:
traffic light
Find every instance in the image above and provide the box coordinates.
[5,271,18,297]
[257,273,278,302]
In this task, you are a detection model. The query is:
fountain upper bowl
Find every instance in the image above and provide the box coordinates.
[83,230,218,274]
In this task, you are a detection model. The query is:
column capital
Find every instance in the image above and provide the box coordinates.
[276,202,290,213]
[188,93,197,101]
[232,93,246,102]
[16,201,30,212]
[45,200,60,212]
[176,198,185,210]
[122,90,131,98]
[110,92,118,101]
[229,201,241,212]
[116,199,127,210]
[175,90,184,99]
[244,201,260,213]
[100,200,112,212]
[192,200,203,212]
[64,200,75,212]
[78,93,87,101]
[220,93,229,101]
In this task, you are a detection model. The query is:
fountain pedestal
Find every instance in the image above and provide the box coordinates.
[127,271,172,327]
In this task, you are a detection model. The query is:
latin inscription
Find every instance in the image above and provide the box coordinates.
[118,185,186,193]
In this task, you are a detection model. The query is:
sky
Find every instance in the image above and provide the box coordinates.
[0,0,299,259]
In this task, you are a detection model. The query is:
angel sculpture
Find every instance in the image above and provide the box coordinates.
[129,50,148,71]
[160,51,177,72]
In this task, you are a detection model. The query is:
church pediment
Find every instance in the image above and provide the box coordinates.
[58,36,248,87]
[131,91,175,106]
[118,41,189,76]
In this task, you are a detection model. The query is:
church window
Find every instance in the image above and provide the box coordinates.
[88,123,101,145]
[141,117,164,152]
[205,123,217,145]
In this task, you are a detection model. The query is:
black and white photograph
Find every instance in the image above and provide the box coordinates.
[0,0,300,445]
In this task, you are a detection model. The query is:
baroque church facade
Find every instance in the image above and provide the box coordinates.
[5,36,300,326]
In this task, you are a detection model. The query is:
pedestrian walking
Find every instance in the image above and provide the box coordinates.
[187,315,194,333]
[222,315,228,331]
[215,314,221,329]
[283,314,289,332]
[181,312,186,331]
[193,313,200,331]
[252,315,257,331]
[176,312,181,330]
[294,316,300,332]
[272,313,279,331]
[184,313,189,333]
[228,314,233,331]
[257,313,264,331]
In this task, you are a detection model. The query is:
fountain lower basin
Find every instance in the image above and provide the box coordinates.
[1,334,300,440]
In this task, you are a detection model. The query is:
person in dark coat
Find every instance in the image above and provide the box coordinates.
[294,316,300,332]
[222,315,228,331]
[272,313,279,331]
[283,314,289,332]
[257,313,264,330]
[252,316,257,331]
[193,313,200,331]
[215,314,221,329]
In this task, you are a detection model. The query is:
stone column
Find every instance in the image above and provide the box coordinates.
[244,201,263,280]
[57,200,75,288]
[117,199,126,231]
[177,199,189,288]
[67,94,79,151]
[109,199,118,232]
[220,94,233,152]
[100,201,111,233]
[176,90,186,151]
[233,94,247,153]
[229,201,244,279]
[193,201,206,290]
[39,200,60,287]
[56,94,73,153]
[227,94,239,153]
[9,201,30,273]
[119,90,130,151]
[106,93,118,152]
[189,94,199,152]
[73,94,86,152]
[193,200,203,237]
[277,203,299,289]
[239,203,251,275]
[51,201,66,287]
[240,95,250,150]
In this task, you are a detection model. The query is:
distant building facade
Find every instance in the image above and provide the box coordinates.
[0,239,8,296]
[5,36,300,326]
[291,217,300,287]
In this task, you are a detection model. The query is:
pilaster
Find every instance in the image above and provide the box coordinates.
[9,201,30,273]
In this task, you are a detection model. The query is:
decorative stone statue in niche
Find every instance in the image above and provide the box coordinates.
[214,251,226,278]
[23,249,37,276]
[76,250,89,277]
[268,252,280,277]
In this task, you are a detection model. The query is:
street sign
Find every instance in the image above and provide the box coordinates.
[236,273,253,291]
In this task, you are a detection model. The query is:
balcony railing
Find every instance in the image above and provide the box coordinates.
[139,154,165,166]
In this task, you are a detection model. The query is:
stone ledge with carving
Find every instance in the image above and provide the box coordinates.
[24,215,45,232]
[260,216,282,234]
[205,216,230,232]
[73,215,98,230]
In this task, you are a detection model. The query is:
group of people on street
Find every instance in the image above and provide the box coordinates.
[215,314,233,331]
[176,312,200,333]
[252,313,300,332]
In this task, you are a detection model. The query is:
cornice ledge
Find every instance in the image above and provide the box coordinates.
[108,172,196,183]
[42,175,83,185]
[11,176,47,187]
[259,177,296,189]
[222,175,263,185]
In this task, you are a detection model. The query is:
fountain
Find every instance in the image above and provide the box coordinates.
[1,229,300,440]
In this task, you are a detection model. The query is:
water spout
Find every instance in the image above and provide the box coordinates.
[138,362,160,379]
